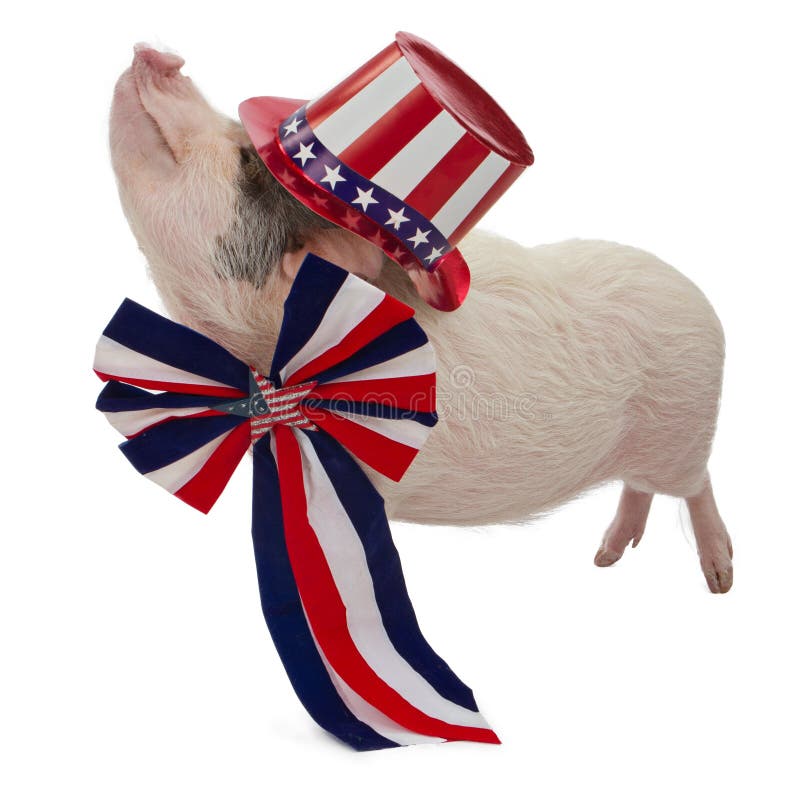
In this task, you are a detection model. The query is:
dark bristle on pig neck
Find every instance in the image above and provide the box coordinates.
[213,144,334,286]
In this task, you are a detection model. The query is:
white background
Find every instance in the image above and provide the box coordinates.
[2,1,798,782]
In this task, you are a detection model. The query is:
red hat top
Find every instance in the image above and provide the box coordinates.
[239,31,533,310]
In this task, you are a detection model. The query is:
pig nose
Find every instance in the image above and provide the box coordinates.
[132,44,185,75]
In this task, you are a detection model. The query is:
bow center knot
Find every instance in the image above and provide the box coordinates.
[248,370,318,442]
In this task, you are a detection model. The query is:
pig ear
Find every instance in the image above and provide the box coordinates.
[280,233,385,282]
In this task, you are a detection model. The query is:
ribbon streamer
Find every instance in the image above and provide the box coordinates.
[94,253,498,750]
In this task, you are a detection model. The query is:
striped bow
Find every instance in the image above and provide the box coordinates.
[93,253,499,750]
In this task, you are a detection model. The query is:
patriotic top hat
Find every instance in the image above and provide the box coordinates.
[239,31,533,311]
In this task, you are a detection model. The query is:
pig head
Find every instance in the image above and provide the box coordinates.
[109,46,388,372]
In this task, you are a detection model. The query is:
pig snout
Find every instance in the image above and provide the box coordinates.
[134,44,185,73]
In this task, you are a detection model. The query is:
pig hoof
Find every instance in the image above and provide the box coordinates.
[701,557,734,594]
[594,547,623,567]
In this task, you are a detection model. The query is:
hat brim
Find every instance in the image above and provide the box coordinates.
[239,96,470,311]
[239,96,307,154]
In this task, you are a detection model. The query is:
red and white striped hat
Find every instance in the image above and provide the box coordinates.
[239,31,533,311]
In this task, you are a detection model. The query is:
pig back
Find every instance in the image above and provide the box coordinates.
[371,230,725,524]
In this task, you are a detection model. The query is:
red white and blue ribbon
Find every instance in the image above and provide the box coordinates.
[278,105,454,271]
[93,253,499,750]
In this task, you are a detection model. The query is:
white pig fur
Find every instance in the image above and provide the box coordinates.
[108,46,733,592]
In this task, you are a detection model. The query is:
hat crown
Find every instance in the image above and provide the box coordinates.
[298,32,532,249]
[240,32,533,310]
[394,32,533,167]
